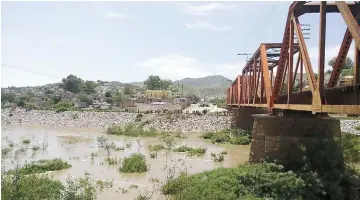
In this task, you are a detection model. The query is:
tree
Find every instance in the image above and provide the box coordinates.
[52,95,61,104]
[78,94,91,103]
[123,85,132,95]
[45,89,54,95]
[61,74,83,94]
[328,56,354,77]
[328,56,354,69]
[186,94,200,104]
[105,91,111,98]
[1,92,15,103]
[161,79,172,90]
[113,94,124,106]
[83,81,97,94]
[105,97,114,104]
[144,75,162,90]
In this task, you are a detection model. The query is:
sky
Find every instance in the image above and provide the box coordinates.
[1,1,355,87]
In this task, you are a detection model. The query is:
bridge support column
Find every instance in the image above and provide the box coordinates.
[231,107,267,130]
[249,113,341,164]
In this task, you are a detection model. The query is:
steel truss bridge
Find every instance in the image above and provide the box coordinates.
[227,1,360,115]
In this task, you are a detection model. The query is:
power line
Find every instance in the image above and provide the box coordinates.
[1,64,59,80]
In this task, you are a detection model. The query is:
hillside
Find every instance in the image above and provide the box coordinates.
[173,75,231,99]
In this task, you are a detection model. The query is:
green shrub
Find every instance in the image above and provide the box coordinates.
[290,137,360,200]
[173,146,206,156]
[211,153,224,162]
[1,174,64,200]
[202,128,251,145]
[62,176,97,200]
[2,169,101,200]
[229,135,251,145]
[335,133,360,163]
[150,152,157,158]
[22,139,31,144]
[355,126,360,131]
[2,147,12,156]
[119,153,147,173]
[135,114,143,122]
[162,163,306,200]
[32,145,40,151]
[106,124,158,137]
[8,158,71,175]
[148,144,166,152]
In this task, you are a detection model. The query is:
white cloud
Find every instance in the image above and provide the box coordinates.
[185,21,232,31]
[107,12,136,19]
[181,3,236,15]
[136,54,243,81]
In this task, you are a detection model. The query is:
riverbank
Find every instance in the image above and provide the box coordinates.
[1,108,231,133]
[2,108,360,134]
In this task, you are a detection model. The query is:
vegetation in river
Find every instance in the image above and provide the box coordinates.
[2,170,100,200]
[105,157,120,165]
[8,141,14,148]
[202,128,251,145]
[7,158,71,175]
[150,152,157,158]
[163,135,360,200]
[220,150,227,155]
[95,180,113,192]
[106,124,160,137]
[162,163,306,200]
[148,144,166,152]
[1,147,12,156]
[173,146,206,156]
[210,153,224,162]
[119,153,148,173]
[32,145,40,151]
[22,139,31,144]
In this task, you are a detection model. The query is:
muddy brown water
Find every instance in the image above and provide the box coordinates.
[1,124,250,200]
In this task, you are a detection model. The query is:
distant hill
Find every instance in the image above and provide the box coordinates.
[129,75,232,99]
[173,75,232,99]
[174,75,232,88]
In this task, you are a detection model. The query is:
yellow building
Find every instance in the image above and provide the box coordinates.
[340,76,354,86]
[144,90,172,98]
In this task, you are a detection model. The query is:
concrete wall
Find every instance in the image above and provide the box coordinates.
[249,114,341,164]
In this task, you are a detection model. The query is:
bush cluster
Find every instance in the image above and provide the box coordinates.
[106,124,158,137]
[7,158,72,175]
[163,135,360,200]
[202,128,251,145]
[119,153,148,173]
[173,145,206,156]
[1,174,98,200]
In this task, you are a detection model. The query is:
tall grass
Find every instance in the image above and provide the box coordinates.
[173,146,206,156]
[202,128,251,145]
[7,158,71,175]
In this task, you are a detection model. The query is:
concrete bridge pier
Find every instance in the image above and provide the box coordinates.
[249,112,341,164]
[231,107,267,130]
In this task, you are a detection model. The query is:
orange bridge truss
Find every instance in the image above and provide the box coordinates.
[227,1,360,115]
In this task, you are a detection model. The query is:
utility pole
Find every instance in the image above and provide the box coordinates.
[181,83,183,97]
[237,53,252,63]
